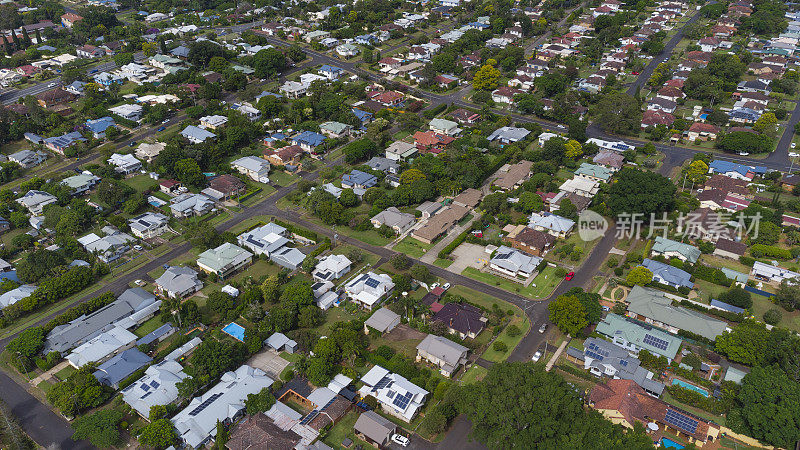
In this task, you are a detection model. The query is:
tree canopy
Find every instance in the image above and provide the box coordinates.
[603,168,676,216]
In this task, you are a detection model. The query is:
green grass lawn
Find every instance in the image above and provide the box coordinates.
[123,174,156,193]
[323,411,373,449]
[134,315,164,338]
[229,259,284,284]
[460,266,559,300]
[433,258,453,268]
[750,294,800,333]
[55,365,76,381]
[393,236,432,259]
[460,365,488,385]
[270,171,299,187]
[481,314,531,363]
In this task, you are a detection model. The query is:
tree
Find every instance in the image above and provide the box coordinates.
[564,140,583,160]
[548,295,588,336]
[753,112,778,135]
[626,266,653,286]
[174,158,205,188]
[715,320,770,366]
[472,63,501,90]
[604,168,676,216]
[252,48,287,79]
[686,160,709,183]
[410,264,433,283]
[391,254,412,270]
[72,409,124,448]
[718,286,752,309]
[734,366,800,449]
[245,388,276,414]
[142,42,157,57]
[458,363,653,448]
[138,419,178,449]
[517,191,543,213]
[261,276,280,303]
[399,168,426,185]
[339,188,359,207]
[6,327,45,358]
[774,280,800,311]
[594,92,642,136]
[764,308,783,325]
[716,131,773,154]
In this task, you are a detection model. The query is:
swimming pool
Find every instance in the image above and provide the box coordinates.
[222,322,246,341]
[660,437,685,449]
[672,378,709,397]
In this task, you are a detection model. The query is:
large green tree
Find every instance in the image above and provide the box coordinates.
[548,295,588,337]
[594,92,642,135]
[71,409,124,448]
[603,168,676,216]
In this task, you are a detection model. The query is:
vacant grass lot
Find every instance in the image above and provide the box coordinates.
[481,314,531,363]
[393,236,432,258]
[460,266,559,300]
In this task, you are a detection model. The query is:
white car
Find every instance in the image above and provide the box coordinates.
[792,143,797,149]
[134,279,146,286]
[791,152,800,158]
[430,282,440,290]
[532,351,542,362]
[539,323,547,334]
[391,434,410,447]
[47,82,57,87]
[738,152,749,156]
[133,245,143,251]
[442,282,451,290]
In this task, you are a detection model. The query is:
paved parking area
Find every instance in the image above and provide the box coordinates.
[247,349,290,379]
[448,243,488,274]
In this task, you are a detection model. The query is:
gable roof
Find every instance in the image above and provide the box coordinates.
[432,302,484,335]
[641,258,693,288]
[595,314,681,360]
[416,334,467,367]
[626,286,728,340]
[651,236,701,263]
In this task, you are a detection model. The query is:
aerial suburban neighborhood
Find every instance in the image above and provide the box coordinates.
[0,0,799,448]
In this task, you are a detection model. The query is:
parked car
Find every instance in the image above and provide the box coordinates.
[133,245,143,251]
[790,152,800,158]
[792,142,797,149]
[738,152,749,156]
[129,141,136,147]
[47,82,57,87]
[539,323,547,334]
[134,279,146,286]
[631,71,639,75]
[471,230,483,238]
[532,351,542,362]
[565,271,575,281]
[442,282,451,290]
[157,126,166,131]
[391,434,410,447]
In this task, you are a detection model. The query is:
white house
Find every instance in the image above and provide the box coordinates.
[128,212,169,239]
[196,243,253,279]
[231,156,270,183]
[359,365,427,422]
[155,266,203,299]
[489,246,542,279]
[16,190,57,215]
[107,153,142,175]
[237,223,290,257]
[345,272,395,310]
[312,254,352,282]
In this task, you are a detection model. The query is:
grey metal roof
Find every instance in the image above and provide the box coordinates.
[364,307,401,333]
[416,334,468,367]
[93,348,152,387]
[626,286,728,340]
[641,259,693,288]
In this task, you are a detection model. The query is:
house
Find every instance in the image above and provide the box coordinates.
[76,44,105,58]
[336,43,359,57]
[713,238,747,260]
[417,334,468,377]
[155,266,203,299]
[77,228,137,263]
[687,123,719,141]
[264,145,304,167]
[640,258,693,289]
[205,174,246,202]
[366,156,400,174]
[595,314,681,361]
[354,411,397,448]
[93,348,152,388]
[490,245,542,279]
[487,126,531,144]
[368,90,405,106]
[491,86,522,104]
[413,131,454,154]
[559,177,600,198]
[0,285,37,309]
[751,260,800,284]
[181,125,217,144]
[312,254,352,282]
[107,153,142,175]
[575,163,613,183]
[170,193,215,218]
[432,302,485,339]
[359,365,427,422]
[172,365,273,449]
[279,81,307,99]
[708,160,760,181]
[61,173,100,195]
[371,207,415,234]
[592,150,625,171]
[230,102,261,121]
[493,160,533,191]
[319,121,352,138]
[384,139,420,161]
[566,337,664,397]
[17,190,57,215]
[65,325,138,368]
[651,236,701,263]
[503,225,555,256]
[342,170,377,189]
[452,188,482,209]
[589,380,720,445]
[197,243,253,279]
[364,307,401,335]
[61,12,83,28]
[412,205,470,244]
[231,156,271,183]
[226,414,302,450]
[264,332,298,353]
[85,117,116,139]
[129,212,169,239]
[449,108,480,125]
[122,359,189,419]
[270,245,304,272]
[318,64,344,80]
[647,97,677,114]
[109,104,144,121]
[237,223,290,257]
[429,118,461,136]
[9,150,47,169]
[656,86,685,102]
[199,115,228,130]
[626,286,728,340]
[345,272,395,310]
[94,72,125,86]
[528,212,575,238]
[292,131,327,152]
[641,110,675,128]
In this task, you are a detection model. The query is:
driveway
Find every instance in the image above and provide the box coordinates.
[247,349,290,379]
[447,243,487,274]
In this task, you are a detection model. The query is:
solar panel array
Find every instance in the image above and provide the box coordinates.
[189,392,224,417]
[619,359,628,367]
[300,409,319,425]
[392,391,413,411]
[664,409,699,434]
[365,277,381,288]
[643,333,670,350]
[150,380,160,389]
[374,376,393,389]
[585,342,610,361]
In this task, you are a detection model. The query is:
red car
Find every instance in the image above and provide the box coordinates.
[632,71,640,75]
[565,271,575,281]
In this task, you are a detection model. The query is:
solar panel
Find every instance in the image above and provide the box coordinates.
[189,392,223,416]
[664,409,699,434]
[141,383,151,391]
[374,376,393,389]
[150,381,160,388]
[619,359,628,367]
[643,334,670,350]
[365,278,380,288]
[392,391,412,410]
[387,390,396,399]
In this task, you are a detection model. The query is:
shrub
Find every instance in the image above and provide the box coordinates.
[764,308,783,325]
[506,324,521,337]
[492,341,508,352]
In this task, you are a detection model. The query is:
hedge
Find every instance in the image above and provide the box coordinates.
[750,244,792,259]
[692,264,732,287]
[677,329,715,346]
[665,385,727,415]
[422,104,447,119]
[272,219,318,242]
[557,363,599,382]
[677,299,744,323]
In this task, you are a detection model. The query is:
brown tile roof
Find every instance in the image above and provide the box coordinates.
[688,122,719,134]
[308,397,351,431]
[715,238,747,255]
[453,188,482,208]
[210,174,245,194]
[227,414,301,450]
[413,205,470,242]
[493,160,533,190]
[704,174,750,197]
[507,227,555,252]
[432,302,485,336]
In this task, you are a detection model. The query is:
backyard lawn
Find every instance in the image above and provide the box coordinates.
[323,411,373,449]
[481,314,531,363]
[134,315,164,338]
[460,365,488,385]
[124,174,157,193]
[392,236,432,259]
[270,171,299,187]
